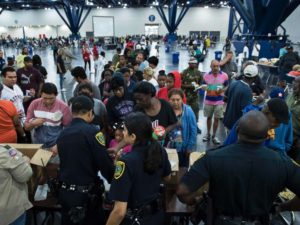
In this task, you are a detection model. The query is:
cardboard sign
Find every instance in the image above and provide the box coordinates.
[30,149,53,167]
[166,148,179,171]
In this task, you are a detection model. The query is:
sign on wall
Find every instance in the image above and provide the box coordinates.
[149,15,156,22]
[92,16,115,37]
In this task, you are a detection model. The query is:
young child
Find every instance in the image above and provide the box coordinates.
[99,69,113,102]
[109,122,132,155]
[157,70,167,89]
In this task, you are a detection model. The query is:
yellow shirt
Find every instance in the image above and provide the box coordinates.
[16,54,26,69]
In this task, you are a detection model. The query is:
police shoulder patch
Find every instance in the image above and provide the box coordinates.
[95,132,105,146]
[114,161,125,179]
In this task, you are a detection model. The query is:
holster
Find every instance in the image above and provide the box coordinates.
[126,197,163,223]
[190,192,214,225]
[87,178,105,209]
[68,206,86,224]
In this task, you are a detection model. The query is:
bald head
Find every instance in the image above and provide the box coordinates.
[211,60,220,74]
[237,111,269,144]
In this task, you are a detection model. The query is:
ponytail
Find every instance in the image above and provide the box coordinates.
[143,140,162,174]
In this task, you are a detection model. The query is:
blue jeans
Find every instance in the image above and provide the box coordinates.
[10,212,26,225]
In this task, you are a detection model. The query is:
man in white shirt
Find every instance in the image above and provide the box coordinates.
[136,52,149,72]
[0,66,29,125]
[243,42,249,63]
[251,41,261,62]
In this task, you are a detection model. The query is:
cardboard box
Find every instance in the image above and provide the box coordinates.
[166,148,179,172]
[5,143,43,159]
[7,144,53,167]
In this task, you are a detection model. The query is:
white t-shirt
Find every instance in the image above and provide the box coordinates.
[252,44,261,57]
[243,46,249,59]
[144,78,159,91]
[1,84,26,125]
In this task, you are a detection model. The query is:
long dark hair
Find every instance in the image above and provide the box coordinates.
[124,112,162,174]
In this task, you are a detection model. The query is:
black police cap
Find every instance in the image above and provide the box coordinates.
[71,96,93,112]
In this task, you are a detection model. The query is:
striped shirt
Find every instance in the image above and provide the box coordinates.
[26,98,72,148]
[203,71,228,105]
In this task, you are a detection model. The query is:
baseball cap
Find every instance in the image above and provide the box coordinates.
[23,56,32,62]
[71,96,94,112]
[189,57,198,64]
[267,98,289,124]
[243,65,258,78]
[269,87,285,99]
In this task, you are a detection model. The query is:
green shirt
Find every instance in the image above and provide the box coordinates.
[286,94,300,138]
[181,68,203,102]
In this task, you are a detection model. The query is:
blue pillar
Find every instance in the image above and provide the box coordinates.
[229,0,254,32]
[155,0,196,35]
[229,0,299,36]
[227,7,244,38]
[54,0,91,39]
[227,7,234,38]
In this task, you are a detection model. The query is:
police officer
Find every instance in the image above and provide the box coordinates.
[0,144,33,225]
[177,110,300,225]
[57,96,114,225]
[106,112,171,225]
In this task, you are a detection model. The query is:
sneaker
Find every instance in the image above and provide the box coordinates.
[212,136,221,145]
[202,134,210,142]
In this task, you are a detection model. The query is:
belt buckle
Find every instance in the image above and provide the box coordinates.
[70,184,76,191]
[77,186,88,193]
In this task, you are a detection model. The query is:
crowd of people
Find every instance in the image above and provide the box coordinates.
[0,36,300,225]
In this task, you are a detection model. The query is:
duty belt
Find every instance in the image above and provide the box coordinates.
[126,198,163,220]
[60,182,93,193]
[216,215,267,225]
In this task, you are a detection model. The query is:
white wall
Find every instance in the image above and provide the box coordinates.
[0,7,230,39]
[282,6,300,42]
[1,6,298,41]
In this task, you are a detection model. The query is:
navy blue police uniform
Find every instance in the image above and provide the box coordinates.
[109,144,171,225]
[180,142,300,225]
[57,117,114,225]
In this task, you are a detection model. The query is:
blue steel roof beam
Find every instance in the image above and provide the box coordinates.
[244,0,255,25]
[250,0,265,33]
[173,0,196,30]
[63,3,77,34]
[75,5,84,28]
[78,7,92,30]
[71,7,81,33]
[53,5,72,30]
[169,0,178,32]
[156,5,172,33]
[256,0,289,35]
[280,0,300,24]
[229,0,254,32]
[227,7,234,38]
[231,7,242,33]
